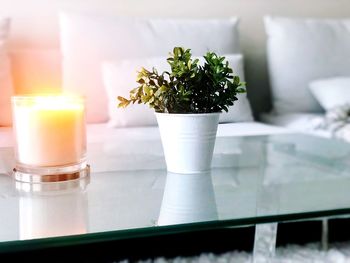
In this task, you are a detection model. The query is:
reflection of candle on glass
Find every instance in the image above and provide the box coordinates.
[12,95,86,167]
[18,178,89,239]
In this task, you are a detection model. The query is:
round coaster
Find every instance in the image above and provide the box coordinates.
[13,164,90,184]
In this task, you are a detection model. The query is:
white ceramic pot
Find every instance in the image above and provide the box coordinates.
[155,112,220,174]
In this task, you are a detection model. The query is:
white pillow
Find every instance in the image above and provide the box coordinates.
[59,12,240,123]
[103,54,253,128]
[309,77,350,110]
[265,16,350,114]
[0,18,13,127]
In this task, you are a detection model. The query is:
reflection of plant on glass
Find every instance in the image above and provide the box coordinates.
[158,172,218,226]
[118,47,246,113]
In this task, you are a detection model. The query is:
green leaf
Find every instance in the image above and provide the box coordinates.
[129,87,139,94]
[236,88,246,93]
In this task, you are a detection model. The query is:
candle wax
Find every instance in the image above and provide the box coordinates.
[13,96,86,167]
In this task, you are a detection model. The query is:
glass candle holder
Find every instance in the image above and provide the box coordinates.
[12,95,89,183]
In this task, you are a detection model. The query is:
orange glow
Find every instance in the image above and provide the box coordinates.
[13,95,84,110]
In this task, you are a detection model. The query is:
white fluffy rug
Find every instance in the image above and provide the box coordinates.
[128,242,350,263]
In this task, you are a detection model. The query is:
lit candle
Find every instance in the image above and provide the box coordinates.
[12,95,87,179]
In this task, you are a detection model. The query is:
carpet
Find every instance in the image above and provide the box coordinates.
[123,242,350,263]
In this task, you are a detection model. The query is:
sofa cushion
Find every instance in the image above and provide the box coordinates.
[265,16,350,114]
[309,77,350,110]
[102,54,253,127]
[0,18,13,127]
[59,12,240,123]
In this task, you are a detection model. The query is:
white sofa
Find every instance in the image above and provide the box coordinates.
[0,122,290,149]
[1,0,350,147]
[3,0,349,115]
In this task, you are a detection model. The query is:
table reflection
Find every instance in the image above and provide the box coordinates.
[158,171,218,226]
[17,177,89,240]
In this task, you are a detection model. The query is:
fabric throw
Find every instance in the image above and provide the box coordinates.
[312,104,350,142]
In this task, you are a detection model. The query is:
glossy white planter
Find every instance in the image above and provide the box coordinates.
[155,112,220,174]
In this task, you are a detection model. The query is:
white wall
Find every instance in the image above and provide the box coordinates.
[2,0,350,114]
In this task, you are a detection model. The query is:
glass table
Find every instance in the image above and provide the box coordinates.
[1,133,350,260]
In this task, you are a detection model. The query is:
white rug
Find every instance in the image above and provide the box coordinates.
[127,242,350,263]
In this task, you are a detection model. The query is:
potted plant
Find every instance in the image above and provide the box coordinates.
[118,47,245,173]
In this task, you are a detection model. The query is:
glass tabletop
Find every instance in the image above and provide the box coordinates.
[1,133,350,253]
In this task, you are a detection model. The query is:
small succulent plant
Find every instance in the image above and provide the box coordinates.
[118,47,246,113]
